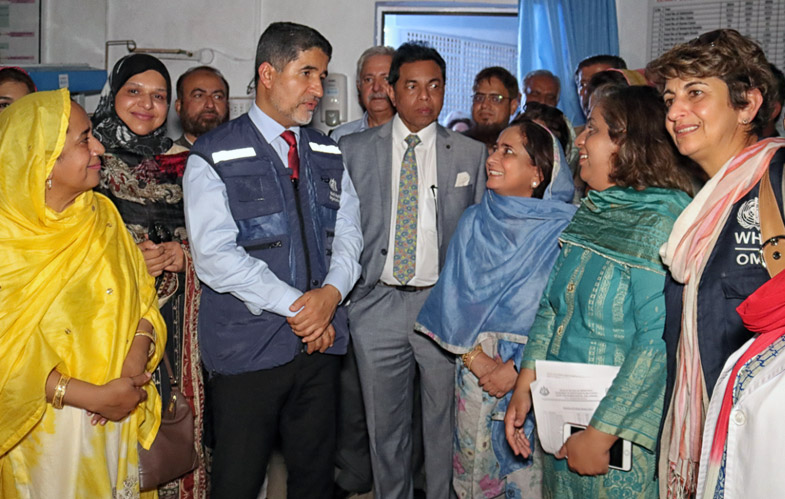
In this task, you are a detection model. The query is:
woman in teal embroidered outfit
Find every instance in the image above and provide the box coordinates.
[504,86,693,498]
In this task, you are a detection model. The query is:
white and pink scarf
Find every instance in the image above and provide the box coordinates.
[659,137,785,498]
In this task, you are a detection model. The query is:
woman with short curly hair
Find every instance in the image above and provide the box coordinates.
[647,28,785,497]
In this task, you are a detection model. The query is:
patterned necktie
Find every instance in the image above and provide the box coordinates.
[393,134,421,284]
[280,130,299,180]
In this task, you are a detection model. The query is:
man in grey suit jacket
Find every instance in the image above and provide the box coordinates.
[339,42,486,499]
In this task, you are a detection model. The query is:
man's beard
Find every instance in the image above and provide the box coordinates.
[181,110,229,138]
[271,97,318,126]
[466,121,506,145]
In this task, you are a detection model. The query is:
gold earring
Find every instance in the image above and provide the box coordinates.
[46,178,52,190]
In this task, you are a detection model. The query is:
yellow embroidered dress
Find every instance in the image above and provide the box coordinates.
[0,89,165,498]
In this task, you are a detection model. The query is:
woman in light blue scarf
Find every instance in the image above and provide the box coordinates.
[415,119,576,498]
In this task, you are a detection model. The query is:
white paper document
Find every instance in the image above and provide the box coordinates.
[530,360,620,454]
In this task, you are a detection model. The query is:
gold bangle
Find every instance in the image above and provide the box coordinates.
[52,373,71,410]
[465,350,480,371]
[461,344,481,364]
[462,345,483,371]
[134,330,156,358]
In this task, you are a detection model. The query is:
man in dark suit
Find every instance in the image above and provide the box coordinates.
[339,42,486,499]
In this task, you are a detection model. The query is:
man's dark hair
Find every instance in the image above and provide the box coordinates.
[574,55,627,79]
[387,42,446,87]
[176,66,230,100]
[520,101,570,152]
[581,69,629,114]
[254,22,332,85]
[473,66,519,99]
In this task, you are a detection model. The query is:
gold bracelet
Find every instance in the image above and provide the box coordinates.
[462,345,483,371]
[52,373,71,410]
[134,330,156,358]
[461,344,480,365]
[465,350,480,371]
[461,344,481,364]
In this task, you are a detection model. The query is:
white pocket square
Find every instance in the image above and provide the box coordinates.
[454,171,471,187]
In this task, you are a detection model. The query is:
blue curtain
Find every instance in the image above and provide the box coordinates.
[517,0,619,125]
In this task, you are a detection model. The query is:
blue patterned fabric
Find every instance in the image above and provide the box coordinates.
[415,138,575,488]
[415,144,576,354]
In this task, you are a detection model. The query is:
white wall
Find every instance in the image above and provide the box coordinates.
[47,0,517,120]
[258,0,517,120]
[616,0,650,69]
[42,0,106,69]
[106,1,261,104]
[41,0,649,120]
[258,0,374,121]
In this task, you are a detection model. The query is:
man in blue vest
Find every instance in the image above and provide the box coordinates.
[183,22,362,499]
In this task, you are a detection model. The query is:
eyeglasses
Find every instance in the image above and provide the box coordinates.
[692,29,725,48]
[472,93,510,105]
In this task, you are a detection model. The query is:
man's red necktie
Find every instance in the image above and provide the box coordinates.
[280,130,300,181]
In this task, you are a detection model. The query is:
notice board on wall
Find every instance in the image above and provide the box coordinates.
[648,0,784,69]
[0,0,40,64]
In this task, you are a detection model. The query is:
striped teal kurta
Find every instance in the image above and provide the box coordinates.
[522,186,690,498]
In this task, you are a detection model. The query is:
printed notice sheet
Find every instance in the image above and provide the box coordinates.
[648,0,784,70]
[531,360,620,454]
[0,0,40,64]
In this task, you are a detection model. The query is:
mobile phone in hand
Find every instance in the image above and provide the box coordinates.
[562,423,632,472]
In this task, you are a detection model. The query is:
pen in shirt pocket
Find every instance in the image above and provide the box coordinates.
[431,184,438,229]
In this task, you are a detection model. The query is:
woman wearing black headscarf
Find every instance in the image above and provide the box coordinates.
[93,53,206,499]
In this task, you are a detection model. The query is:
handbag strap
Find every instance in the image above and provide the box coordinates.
[758,167,785,277]
[162,351,178,389]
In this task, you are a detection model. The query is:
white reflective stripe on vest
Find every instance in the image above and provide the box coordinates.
[309,142,341,154]
[212,147,256,164]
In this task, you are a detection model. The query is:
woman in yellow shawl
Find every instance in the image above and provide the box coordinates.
[0,89,165,498]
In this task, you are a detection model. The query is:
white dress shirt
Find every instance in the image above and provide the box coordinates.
[183,103,363,317]
[380,115,439,286]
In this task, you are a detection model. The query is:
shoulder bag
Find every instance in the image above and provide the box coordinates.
[138,353,200,491]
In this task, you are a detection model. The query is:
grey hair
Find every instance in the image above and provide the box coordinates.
[355,46,395,85]
[523,69,561,96]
